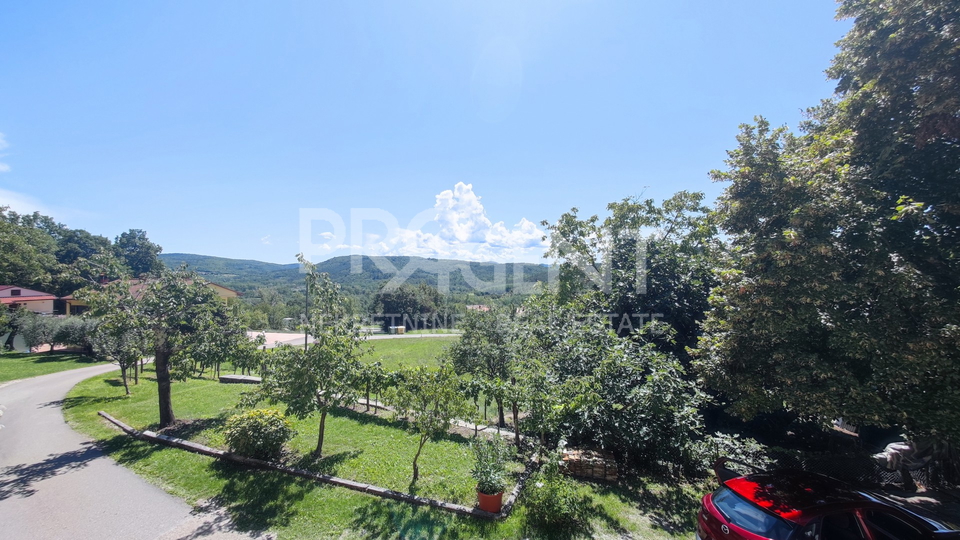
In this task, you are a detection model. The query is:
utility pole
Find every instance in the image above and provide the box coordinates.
[304,280,309,351]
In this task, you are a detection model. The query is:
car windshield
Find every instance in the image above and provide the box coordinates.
[713,486,797,540]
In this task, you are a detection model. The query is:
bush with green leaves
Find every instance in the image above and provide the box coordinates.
[18,311,58,352]
[53,316,99,354]
[223,409,295,460]
[523,452,590,530]
[471,437,511,495]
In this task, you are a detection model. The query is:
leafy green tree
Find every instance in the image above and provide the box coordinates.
[374,282,447,331]
[91,295,147,395]
[518,291,706,469]
[698,0,960,445]
[542,191,720,364]
[53,316,99,355]
[829,0,960,292]
[355,361,388,413]
[699,114,960,443]
[0,208,59,290]
[80,272,244,427]
[446,308,518,427]
[243,254,366,456]
[114,229,163,277]
[19,312,58,352]
[387,363,472,482]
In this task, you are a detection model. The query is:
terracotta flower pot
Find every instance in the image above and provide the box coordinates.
[477,489,504,513]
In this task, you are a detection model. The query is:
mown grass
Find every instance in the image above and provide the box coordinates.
[360,336,458,371]
[0,351,108,382]
[65,365,703,539]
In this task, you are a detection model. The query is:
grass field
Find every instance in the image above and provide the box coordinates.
[0,351,108,383]
[64,363,703,540]
[360,337,457,371]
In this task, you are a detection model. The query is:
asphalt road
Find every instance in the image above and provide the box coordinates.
[0,364,267,540]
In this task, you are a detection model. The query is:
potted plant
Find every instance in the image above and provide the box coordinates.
[471,437,510,513]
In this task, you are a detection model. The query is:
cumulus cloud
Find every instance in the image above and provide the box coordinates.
[364,182,547,263]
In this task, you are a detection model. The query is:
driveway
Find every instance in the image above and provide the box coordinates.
[0,364,268,540]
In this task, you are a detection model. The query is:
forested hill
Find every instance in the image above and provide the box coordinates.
[159,253,551,297]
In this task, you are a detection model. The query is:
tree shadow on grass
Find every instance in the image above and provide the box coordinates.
[19,353,100,365]
[349,498,499,540]
[208,461,312,533]
[593,477,702,534]
[44,394,127,410]
[157,415,230,441]
[0,441,102,501]
[293,449,363,477]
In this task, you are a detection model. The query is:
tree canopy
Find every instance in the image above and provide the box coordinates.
[699,0,960,444]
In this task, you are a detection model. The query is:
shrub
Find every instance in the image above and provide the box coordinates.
[523,450,590,530]
[223,409,295,460]
[54,316,99,354]
[471,437,511,495]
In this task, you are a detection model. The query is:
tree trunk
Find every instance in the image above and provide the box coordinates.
[314,409,328,457]
[121,367,130,395]
[412,434,428,482]
[133,361,139,385]
[365,384,371,412]
[512,400,520,449]
[496,397,506,428]
[4,328,18,350]
[155,347,176,428]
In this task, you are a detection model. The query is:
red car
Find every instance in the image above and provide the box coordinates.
[697,459,960,540]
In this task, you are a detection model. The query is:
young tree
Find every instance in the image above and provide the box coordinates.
[243,254,366,457]
[446,308,518,427]
[80,271,245,427]
[19,312,58,352]
[91,309,146,395]
[387,363,472,482]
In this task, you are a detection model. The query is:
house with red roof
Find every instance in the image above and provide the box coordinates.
[62,279,240,315]
[0,285,59,315]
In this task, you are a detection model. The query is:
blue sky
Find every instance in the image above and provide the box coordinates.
[0,1,850,264]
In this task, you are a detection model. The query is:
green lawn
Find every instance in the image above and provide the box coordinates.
[65,367,703,539]
[361,337,458,371]
[0,351,108,383]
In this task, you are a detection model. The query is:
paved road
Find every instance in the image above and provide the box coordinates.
[0,364,267,540]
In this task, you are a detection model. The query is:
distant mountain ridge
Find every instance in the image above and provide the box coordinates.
[159,253,551,297]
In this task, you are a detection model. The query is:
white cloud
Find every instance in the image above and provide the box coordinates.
[0,188,55,216]
[0,133,10,173]
[360,182,547,263]
[261,235,272,245]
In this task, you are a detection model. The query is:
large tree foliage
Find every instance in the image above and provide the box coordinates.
[0,207,129,297]
[700,0,960,444]
[517,291,706,470]
[244,254,366,456]
[114,229,164,277]
[542,191,720,363]
[829,0,960,284]
[0,208,59,290]
[373,282,448,331]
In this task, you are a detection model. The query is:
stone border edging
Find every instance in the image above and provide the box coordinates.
[97,411,538,520]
